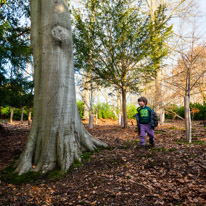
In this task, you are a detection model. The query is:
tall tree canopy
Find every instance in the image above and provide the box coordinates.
[73,0,173,128]
[0,0,32,107]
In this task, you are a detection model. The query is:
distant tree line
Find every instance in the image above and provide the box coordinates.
[0,0,33,124]
[165,103,206,121]
[77,100,137,120]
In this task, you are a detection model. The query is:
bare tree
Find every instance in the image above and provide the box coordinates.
[165,40,206,142]
[142,0,201,125]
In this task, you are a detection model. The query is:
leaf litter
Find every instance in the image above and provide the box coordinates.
[0,120,206,205]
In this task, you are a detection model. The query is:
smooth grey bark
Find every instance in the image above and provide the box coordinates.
[121,115,124,128]
[88,114,94,129]
[184,96,191,143]
[160,109,165,125]
[88,84,94,129]
[83,92,89,119]
[118,114,122,126]
[15,0,107,175]
[95,89,99,125]
[82,76,89,119]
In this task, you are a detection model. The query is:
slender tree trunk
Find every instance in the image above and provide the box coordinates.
[122,88,128,128]
[119,114,122,126]
[28,108,32,126]
[21,107,24,123]
[199,79,206,103]
[120,115,124,127]
[184,96,191,143]
[89,84,94,129]
[154,71,161,113]
[95,109,98,125]
[82,74,89,119]
[117,92,121,126]
[95,88,99,125]
[83,90,89,119]
[89,114,94,128]
[15,0,107,175]
[160,108,165,125]
[10,107,14,123]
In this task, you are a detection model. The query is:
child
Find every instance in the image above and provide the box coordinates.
[136,97,155,148]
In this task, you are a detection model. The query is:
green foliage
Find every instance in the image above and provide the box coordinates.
[77,100,84,118]
[0,162,39,185]
[169,126,178,130]
[72,0,173,91]
[168,148,176,152]
[13,107,29,120]
[77,101,137,120]
[70,150,100,170]
[46,169,63,180]
[96,103,116,119]
[165,104,184,119]
[0,0,31,69]
[69,159,82,170]
[127,103,136,119]
[1,106,10,118]
[76,101,117,119]
[0,106,33,120]
[0,0,33,110]
[190,103,206,120]
[175,139,205,145]
[165,103,206,120]
[147,4,173,74]
[0,162,63,184]
[119,140,132,149]
[73,0,173,126]
[176,106,185,119]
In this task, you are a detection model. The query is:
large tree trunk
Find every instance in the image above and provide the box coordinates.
[184,96,191,143]
[15,0,107,175]
[122,88,128,128]
[10,107,14,123]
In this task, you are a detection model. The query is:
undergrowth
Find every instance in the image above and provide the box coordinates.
[175,139,205,145]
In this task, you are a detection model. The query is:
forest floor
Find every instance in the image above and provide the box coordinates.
[0,119,206,206]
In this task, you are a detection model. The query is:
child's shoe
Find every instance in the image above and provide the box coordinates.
[149,142,155,148]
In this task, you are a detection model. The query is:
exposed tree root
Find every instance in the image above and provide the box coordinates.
[14,125,107,175]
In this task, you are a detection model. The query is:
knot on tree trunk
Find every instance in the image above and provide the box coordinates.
[51,26,71,45]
